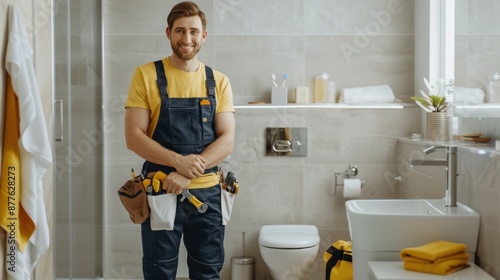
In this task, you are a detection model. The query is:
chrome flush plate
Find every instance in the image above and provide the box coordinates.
[265,127,307,156]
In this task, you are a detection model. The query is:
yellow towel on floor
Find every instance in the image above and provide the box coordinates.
[400,241,469,275]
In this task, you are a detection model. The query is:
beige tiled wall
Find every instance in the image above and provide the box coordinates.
[103,0,415,105]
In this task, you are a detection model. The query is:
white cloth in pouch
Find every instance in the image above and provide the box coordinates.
[221,190,236,226]
[148,193,177,231]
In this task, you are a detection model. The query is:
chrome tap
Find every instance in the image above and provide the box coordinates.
[409,146,458,207]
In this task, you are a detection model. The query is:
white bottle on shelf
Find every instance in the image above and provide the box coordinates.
[488,72,500,103]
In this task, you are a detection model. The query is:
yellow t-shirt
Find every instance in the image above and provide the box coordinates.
[126,57,234,188]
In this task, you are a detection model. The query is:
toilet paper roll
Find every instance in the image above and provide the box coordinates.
[343,179,362,198]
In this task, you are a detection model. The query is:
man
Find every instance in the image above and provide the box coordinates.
[124,2,235,279]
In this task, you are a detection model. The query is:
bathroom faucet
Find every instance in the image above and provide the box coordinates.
[409,146,458,207]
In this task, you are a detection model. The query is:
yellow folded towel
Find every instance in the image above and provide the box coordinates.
[400,241,469,275]
[400,240,467,262]
[403,251,468,264]
[403,259,470,275]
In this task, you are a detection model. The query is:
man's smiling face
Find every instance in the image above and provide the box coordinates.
[167,16,207,61]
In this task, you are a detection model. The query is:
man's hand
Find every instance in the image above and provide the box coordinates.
[175,154,206,179]
[162,172,191,195]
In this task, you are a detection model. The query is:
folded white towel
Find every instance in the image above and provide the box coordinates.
[454,87,484,104]
[339,84,395,103]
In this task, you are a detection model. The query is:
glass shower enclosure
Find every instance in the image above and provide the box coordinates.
[53,0,103,278]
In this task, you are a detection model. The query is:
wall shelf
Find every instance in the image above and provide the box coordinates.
[453,104,500,118]
[234,103,416,109]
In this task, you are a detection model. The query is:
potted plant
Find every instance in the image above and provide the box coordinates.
[412,78,453,141]
[411,78,449,112]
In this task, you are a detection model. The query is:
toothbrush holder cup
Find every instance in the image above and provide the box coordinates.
[271,87,288,105]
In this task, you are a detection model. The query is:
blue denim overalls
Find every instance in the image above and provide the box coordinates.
[140,60,224,280]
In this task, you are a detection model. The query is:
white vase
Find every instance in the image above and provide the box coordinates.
[426,112,450,141]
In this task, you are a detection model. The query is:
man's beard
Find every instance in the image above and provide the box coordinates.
[171,42,201,61]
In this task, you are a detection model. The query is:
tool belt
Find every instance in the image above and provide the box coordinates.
[118,168,240,227]
[324,240,353,280]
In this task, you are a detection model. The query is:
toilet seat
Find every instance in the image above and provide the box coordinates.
[259,225,320,249]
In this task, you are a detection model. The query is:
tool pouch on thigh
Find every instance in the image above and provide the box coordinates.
[220,190,235,226]
[148,193,177,231]
[219,168,238,225]
[117,179,150,224]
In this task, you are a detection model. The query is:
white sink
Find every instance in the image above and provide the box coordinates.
[345,199,481,280]
[345,199,480,252]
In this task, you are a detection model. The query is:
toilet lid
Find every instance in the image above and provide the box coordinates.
[259,227,320,249]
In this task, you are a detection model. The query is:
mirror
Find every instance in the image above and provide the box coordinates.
[454,0,500,117]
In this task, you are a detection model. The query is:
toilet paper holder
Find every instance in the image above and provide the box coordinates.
[334,164,364,195]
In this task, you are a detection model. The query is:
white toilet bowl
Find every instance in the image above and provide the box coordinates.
[259,225,320,280]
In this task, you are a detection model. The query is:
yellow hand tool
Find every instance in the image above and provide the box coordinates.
[153,171,168,180]
[152,179,161,194]
[152,171,167,194]
[181,189,208,213]
[142,179,153,195]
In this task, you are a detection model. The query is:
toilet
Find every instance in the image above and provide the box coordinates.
[258,225,320,280]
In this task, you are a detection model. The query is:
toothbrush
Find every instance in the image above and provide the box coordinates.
[271,74,278,87]
[281,73,288,87]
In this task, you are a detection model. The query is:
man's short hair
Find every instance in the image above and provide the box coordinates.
[167,1,207,31]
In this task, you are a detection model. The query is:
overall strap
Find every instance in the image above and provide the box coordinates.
[205,65,216,98]
[154,60,168,99]
[155,60,215,99]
